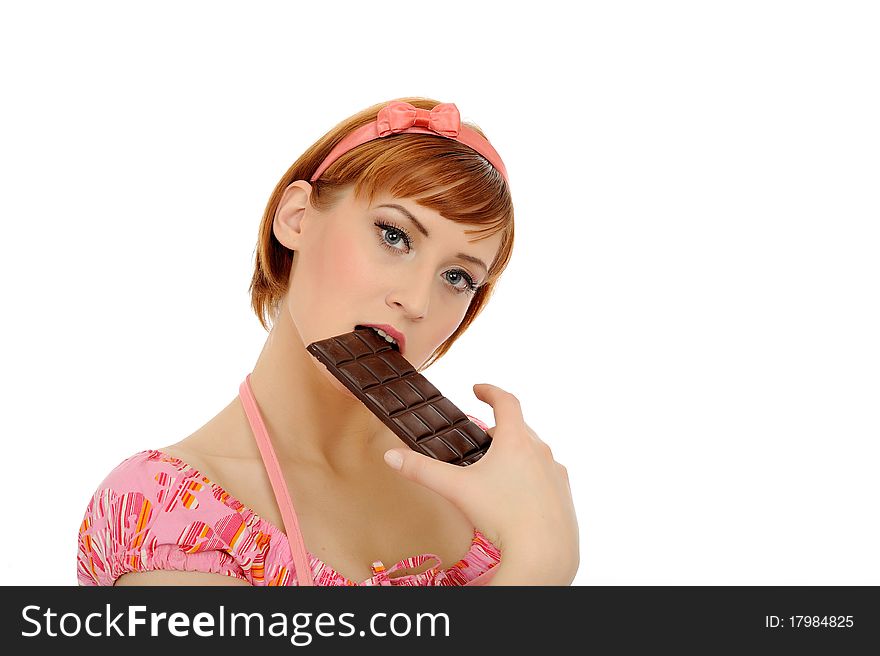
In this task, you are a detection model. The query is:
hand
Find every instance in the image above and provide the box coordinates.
[382,383,580,584]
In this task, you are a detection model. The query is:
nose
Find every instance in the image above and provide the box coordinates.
[387,271,433,321]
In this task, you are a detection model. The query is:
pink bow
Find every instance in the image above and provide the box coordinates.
[376,101,461,138]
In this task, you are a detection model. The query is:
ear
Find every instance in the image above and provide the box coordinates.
[273,181,313,250]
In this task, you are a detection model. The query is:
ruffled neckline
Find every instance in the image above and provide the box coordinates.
[147,449,498,585]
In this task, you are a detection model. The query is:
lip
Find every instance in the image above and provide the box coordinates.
[360,323,406,355]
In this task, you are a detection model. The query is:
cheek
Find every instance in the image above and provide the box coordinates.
[317,236,372,290]
[420,303,470,353]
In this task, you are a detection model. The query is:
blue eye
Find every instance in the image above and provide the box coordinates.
[374,221,479,295]
[379,223,409,248]
[443,270,478,293]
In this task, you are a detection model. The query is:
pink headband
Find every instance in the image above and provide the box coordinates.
[309,101,509,184]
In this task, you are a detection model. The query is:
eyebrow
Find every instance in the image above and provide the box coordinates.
[374,203,489,274]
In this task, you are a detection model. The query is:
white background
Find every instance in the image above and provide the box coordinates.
[1,1,877,586]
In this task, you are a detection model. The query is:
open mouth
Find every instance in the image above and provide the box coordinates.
[354,325,400,352]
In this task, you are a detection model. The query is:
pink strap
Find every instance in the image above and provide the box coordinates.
[239,374,315,586]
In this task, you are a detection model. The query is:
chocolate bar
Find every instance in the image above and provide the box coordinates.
[306,327,492,466]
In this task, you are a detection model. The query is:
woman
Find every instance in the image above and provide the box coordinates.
[76,97,579,586]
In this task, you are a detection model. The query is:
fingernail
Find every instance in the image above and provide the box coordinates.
[383,450,403,470]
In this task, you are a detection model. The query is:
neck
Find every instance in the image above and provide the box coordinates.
[244,302,392,471]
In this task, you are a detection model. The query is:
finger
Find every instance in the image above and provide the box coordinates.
[537,439,554,460]
[558,463,570,482]
[383,448,464,501]
[472,383,525,432]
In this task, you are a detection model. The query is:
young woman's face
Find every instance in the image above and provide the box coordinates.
[278,182,502,383]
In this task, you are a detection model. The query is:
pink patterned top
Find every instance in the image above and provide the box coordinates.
[77,375,502,587]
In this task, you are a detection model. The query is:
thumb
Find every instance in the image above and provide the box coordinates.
[383,448,462,499]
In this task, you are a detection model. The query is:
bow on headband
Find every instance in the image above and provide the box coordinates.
[376,101,461,138]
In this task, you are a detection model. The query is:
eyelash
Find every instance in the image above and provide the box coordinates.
[373,221,479,295]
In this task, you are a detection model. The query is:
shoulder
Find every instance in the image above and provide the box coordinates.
[80,450,207,521]
[90,449,187,494]
[76,449,263,587]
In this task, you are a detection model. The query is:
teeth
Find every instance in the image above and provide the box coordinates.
[370,327,399,346]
